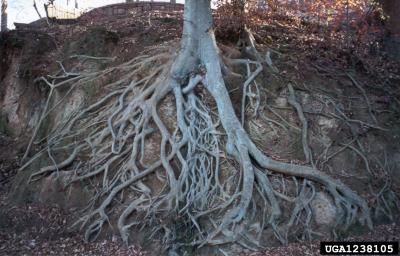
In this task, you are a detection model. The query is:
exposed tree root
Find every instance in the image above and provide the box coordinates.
[369,153,400,221]
[22,0,375,251]
[346,73,377,124]
[287,83,313,165]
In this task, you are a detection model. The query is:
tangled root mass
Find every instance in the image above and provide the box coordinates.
[23,0,374,251]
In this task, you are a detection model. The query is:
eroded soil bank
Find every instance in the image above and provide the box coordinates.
[1,6,399,256]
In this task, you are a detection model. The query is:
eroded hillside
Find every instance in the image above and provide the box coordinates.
[0,3,399,255]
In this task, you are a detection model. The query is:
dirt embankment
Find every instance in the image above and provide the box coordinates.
[0,12,183,256]
[0,8,400,256]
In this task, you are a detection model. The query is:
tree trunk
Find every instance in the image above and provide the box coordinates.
[171,0,256,228]
[379,0,400,60]
[171,0,371,237]
[1,0,7,32]
[33,0,42,19]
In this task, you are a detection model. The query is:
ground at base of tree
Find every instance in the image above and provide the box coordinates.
[1,5,400,254]
[0,182,398,256]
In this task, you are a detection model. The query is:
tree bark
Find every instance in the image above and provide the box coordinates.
[1,0,7,32]
[33,0,42,19]
[379,0,400,60]
[172,0,371,231]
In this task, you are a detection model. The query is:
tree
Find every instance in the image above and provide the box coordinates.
[24,0,372,250]
[1,0,7,32]
[379,0,400,59]
[33,0,43,19]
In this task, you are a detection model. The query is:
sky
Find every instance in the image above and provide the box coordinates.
[3,0,185,29]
